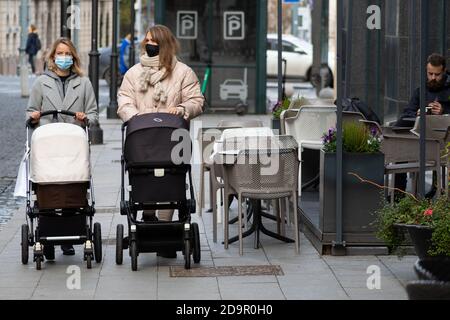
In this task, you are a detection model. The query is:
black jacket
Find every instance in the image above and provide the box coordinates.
[25,33,40,56]
[397,72,450,126]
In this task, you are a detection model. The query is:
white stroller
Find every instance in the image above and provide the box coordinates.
[21,110,101,270]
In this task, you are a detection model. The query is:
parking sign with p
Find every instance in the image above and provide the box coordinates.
[224,12,245,40]
[177,11,197,39]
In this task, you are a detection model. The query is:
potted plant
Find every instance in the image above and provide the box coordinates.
[318,122,385,246]
[271,98,291,132]
[376,194,450,259]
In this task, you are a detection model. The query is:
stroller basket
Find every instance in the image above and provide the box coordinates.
[33,182,89,209]
[128,167,188,203]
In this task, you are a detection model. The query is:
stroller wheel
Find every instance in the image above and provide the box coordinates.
[36,256,42,270]
[21,224,29,264]
[184,239,191,269]
[93,223,102,263]
[116,224,124,265]
[130,241,138,271]
[86,254,92,269]
[192,223,201,264]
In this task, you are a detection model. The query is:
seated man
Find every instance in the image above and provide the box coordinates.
[395,53,450,196]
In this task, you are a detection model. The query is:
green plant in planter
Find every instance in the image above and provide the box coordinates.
[322,122,381,153]
[271,98,291,120]
[376,195,450,257]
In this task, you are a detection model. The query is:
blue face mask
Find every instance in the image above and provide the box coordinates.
[55,55,73,70]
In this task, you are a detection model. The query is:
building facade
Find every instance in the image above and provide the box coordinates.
[0,0,113,75]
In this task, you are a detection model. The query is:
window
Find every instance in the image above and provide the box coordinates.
[298,15,303,27]
[6,34,10,55]
[282,40,296,52]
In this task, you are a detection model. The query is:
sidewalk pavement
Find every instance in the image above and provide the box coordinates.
[0,110,419,300]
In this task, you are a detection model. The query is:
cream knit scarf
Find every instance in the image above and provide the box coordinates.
[138,54,177,104]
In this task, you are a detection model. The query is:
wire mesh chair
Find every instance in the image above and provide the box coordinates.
[280,105,337,196]
[221,135,300,255]
[197,122,265,242]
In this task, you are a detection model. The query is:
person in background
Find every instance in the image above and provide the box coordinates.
[394,53,450,198]
[119,33,132,75]
[25,24,41,74]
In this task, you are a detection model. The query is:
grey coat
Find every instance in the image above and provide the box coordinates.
[26,70,98,126]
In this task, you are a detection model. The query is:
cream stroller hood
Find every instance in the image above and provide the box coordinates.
[30,123,90,184]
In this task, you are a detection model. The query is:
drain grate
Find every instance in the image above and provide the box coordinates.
[169,265,284,277]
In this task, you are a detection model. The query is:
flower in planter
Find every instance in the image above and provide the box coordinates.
[321,122,381,153]
[271,98,291,120]
[376,195,450,257]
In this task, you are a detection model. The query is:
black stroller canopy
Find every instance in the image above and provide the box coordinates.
[126,113,189,137]
[125,113,192,167]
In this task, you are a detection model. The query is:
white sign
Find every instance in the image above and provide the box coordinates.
[177,11,197,39]
[224,11,245,40]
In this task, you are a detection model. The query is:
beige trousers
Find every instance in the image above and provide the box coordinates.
[143,209,174,221]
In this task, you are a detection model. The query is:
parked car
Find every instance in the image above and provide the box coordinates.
[219,79,248,102]
[266,33,334,86]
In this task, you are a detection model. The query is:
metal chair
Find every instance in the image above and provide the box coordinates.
[221,135,300,255]
[197,122,264,242]
[358,119,443,200]
[410,116,450,197]
[381,133,442,201]
[280,105,337,196]
[198,124,254,214]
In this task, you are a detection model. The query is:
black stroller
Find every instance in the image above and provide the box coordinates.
[116,113,201,270]
[21,110,102,270]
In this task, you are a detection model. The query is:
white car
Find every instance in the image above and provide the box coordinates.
[219,79,248,102]
[266,33,335,84]
[267,33,313,80]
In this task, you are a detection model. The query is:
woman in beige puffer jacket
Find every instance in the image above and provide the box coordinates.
[117,25,204,122]
[117,25,204,228]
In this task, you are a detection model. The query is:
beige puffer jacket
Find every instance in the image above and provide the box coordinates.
[117,60,204,122]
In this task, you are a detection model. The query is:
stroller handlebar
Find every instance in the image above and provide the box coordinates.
[26,110,90,128]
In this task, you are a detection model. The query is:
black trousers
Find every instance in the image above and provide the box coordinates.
[28,54,36,74]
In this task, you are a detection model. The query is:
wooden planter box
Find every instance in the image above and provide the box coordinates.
[318,151,385,246]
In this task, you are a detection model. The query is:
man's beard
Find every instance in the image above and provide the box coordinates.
[427,78,446,91]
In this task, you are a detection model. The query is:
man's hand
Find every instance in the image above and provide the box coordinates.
[30,111,41,123]
[429,101,443,115]
[75,112,87,122]
[417,101,444,116]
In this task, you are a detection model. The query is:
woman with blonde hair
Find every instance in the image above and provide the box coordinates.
[117,24,204,258]
[26,37,98,257]
[27,37,98,127]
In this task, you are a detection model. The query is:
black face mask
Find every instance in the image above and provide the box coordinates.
[145,44,159,57]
